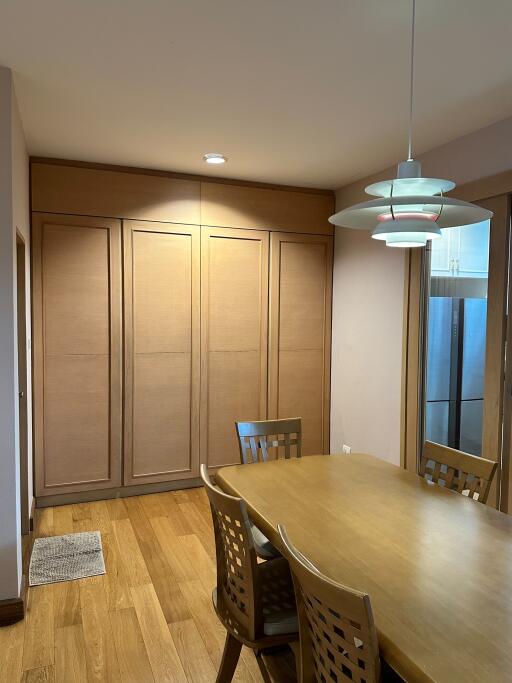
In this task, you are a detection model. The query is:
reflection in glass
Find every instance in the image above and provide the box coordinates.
[424,220,490,456]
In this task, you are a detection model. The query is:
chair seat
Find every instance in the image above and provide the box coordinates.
[212,587,298,638]
[251,523,281,559]
[263,608,298,636]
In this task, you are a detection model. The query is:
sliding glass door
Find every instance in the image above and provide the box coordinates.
[419,195,510,509]
[424,220,490,456]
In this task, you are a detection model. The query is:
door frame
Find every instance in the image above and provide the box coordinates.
[401,193,511,510]
[16,231,29,534]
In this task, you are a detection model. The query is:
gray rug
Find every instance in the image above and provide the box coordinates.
[29,531,106,586]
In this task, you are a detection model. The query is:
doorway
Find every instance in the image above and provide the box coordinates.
[16,233,29,534]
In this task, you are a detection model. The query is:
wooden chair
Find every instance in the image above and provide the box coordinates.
[201,465,298,682]
[236,418,302,464]
[278,524,386,683]
[420,441,498,503]
[235,417,302,559]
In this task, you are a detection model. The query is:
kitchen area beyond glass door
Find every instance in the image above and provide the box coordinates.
[424,220,490,456]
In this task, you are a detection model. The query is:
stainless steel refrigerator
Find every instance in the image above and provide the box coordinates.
[425,294,486,456]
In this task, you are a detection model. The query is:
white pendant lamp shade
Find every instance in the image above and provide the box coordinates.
[329,161,493,248]
[328,0,494,247]
[329,192,493,230]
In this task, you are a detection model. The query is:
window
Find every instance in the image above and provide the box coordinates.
[424,220,490,456]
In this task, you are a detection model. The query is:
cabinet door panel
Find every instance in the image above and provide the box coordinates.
[201,228,269,468]
[33,213,122,496]
[269,233,333,455]
[124,221,200,484]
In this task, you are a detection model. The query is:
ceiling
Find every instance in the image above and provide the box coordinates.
[1,0,512,190]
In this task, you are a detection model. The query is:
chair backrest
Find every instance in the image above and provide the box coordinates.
[278,524,381,683]
[236,418,302,464]
[200,464,261,640]
[420,441,498,503]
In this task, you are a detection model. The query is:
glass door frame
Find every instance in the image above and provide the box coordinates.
[401,193,511,511]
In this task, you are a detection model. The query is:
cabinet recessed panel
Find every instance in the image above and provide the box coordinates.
[269,233,332,456]
[44,355,110,487]
[133,352,192,476]
[201,228,269,468]
[33,213,122,496]
[124,222,200,484]
[207,351,261,468]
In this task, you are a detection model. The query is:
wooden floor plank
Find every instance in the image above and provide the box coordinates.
[101,531,133,612]
[79,577,121,682]
[168,619,217,682]
[34,508,54,538]
[150,516,199,583]
[177,500,211,536]
[155,493,193,536]
[52,579,81,628]
[21,665,55,682]
[137,493,169,519]
[87,501,113,535]
[52,505,74,536]
[54,624,88,683]
[22,585,54,671]
[110,519,152,587]
[124,497,191,623]
[177,533,217,595]
[71,503,92,523]
[130,584,188,683]
[0,618,25,683]
[109,608,154,683]
[104,498,129,521]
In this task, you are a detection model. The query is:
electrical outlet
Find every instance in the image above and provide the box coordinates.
[342,444,352,454]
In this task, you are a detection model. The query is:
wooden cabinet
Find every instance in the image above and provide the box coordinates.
[32,213,122,496]
[269,232,333,455]
[201,228,269,468]
[123,221,200,484]
[31,165,335,500]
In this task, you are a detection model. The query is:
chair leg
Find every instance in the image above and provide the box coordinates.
[216,632,243,683]
[255,650,273,683]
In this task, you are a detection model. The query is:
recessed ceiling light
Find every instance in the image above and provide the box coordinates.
[203,153,227,165]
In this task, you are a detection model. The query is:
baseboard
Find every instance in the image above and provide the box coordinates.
[36,477,203,508]
[0,577,26,627]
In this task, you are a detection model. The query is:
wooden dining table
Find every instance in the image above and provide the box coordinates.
[216,453,512,683]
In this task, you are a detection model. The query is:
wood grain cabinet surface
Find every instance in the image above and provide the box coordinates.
[32,213,122,496]
[123,221,200,484]
[269,233,333,455]
[31,164,334,500]
[200,227,269,469]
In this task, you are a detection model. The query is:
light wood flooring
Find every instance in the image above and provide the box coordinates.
[0,487,276,682]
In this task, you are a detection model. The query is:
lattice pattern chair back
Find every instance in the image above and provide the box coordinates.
[420,441,497,504]
[278,524,381,683]
[200,465,261,641]
[236,418,302,464]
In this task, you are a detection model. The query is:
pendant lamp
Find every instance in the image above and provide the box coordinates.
[328,0,493,247]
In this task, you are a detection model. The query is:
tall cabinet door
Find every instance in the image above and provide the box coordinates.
[269,232,333,455]
[124,221,200,484]
[201,227,269,468]
[33,213,122,496]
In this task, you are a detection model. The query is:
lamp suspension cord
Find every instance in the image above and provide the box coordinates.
[407,0,416,161]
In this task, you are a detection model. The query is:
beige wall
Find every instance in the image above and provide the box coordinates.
[330,228,405,464]
[331,113,512,466]
[0,66,30,601]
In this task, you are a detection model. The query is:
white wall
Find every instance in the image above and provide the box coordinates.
[12,73,32,520]
[330,113,512,467]
[0,66,30,601]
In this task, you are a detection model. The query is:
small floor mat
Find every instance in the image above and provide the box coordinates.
[29,531,105,586]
